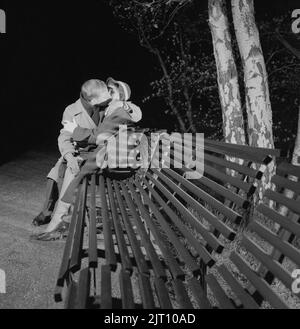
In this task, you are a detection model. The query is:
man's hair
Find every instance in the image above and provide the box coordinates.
[81,79,107,102]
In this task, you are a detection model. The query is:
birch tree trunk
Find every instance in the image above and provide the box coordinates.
[232,0,275,200]
[208,0,246,145]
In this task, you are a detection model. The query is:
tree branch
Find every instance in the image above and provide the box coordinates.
[268,63,300,79]
[155,49,187,131]
[275,31,300,60]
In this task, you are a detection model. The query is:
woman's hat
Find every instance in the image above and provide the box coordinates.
[106,77,131,101]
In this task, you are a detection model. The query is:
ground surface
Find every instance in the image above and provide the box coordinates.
[0,150,65,309]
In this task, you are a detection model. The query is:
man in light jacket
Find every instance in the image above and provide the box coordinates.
[31,79,111,230]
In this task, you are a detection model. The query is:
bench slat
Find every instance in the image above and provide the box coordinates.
[76,268,91,309]
[99,176,117,271]
[206,274,235,309]
[147,171,224,253]
[202,142,273,165]
[170,151,251,207]
[156,168,237,240]
[171,152,255,195]
[264,190,300,215]
[241,236,293,290]
[120,181,167,280]
[88,174,98,268]
[138,273,156,309]
[107,178,133,274]
[270,196,300,270]
[172,279,194,309]
[271,175,300,195]
[256,204,300,238]
[113,181,150,276]
[70,178,88,273]
[140,176,215,267]
[230,252,289,309]
[201,152,260,179]
[134,179,200,276]
[277,162,300,179]
[203,162,255,195]
[249,220,300,268]
[119,269,135,309]
[187,278,211,309]
[162,167,242,223]
[56,184,82,287]
[217,265,259,309]
[191,175,249,209]
[100,265,112,309]
[171,135,275,164]
[65,280,78,309]
[128,180,185,280]
[204,139,280,158]
[154,277,173,309]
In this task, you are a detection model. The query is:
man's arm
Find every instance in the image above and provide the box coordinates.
[57,107,82,175]
[63,119,98,145]
[58,107,77,158]
[70,107,133,146]
[72,126,98,145]
[96,108,133,146]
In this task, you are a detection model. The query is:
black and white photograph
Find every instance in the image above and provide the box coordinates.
[0,0,299,313]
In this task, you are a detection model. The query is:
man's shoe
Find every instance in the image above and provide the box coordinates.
[32,211,52,226]
[30,220,70,241]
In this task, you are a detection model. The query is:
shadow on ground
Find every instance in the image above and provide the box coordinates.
[0,150,65,309]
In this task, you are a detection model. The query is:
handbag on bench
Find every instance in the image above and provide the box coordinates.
[98,128,151,181]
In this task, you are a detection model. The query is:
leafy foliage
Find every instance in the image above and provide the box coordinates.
[257,14,300,150]
[109,1,300,146]
[109,0,222,137]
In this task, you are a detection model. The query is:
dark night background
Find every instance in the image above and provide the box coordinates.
[0,0,299,164]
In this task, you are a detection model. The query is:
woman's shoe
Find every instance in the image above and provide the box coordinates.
[30,220,70,241]
[32,211,52,226]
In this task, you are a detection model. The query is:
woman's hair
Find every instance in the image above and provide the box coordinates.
[81,79,107,102]
[106,77,131,101]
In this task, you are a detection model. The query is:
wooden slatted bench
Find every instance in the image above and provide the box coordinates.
[204,161,300,309]
[53,135,280,309]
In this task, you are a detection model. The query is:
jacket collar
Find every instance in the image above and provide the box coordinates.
[80,93,95,117]
[73,98,97,128]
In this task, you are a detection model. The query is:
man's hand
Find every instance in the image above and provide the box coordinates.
[63,118,78,134]
[65,152,81,176]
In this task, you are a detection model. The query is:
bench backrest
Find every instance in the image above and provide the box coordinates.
[206,161,300,308]
[54,135,283,308]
